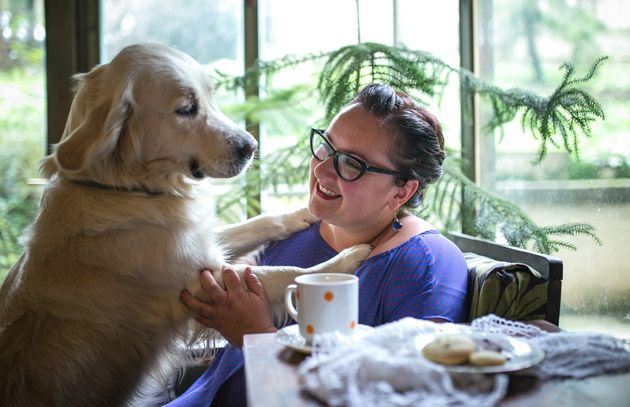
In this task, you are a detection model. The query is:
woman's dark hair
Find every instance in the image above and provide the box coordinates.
[351,83,445,208]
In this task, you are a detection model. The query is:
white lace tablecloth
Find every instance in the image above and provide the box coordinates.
[298,315,630,406]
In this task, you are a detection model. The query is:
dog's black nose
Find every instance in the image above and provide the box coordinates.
[238,137,258,160]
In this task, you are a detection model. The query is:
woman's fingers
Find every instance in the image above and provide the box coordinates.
[222,268,242,293]
[199,269,227,304]
[244,267,265,297]
[179,266,275,347]
[179,266,271,339]
[180,289,214,318]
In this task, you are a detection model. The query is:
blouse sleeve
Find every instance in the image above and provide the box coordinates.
[373,233,468,323]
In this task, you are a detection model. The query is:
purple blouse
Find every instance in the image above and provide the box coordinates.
[165,222,468,407]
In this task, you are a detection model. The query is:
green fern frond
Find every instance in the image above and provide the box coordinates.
[215,43,605,163]
[520,56,608,161]
[314,43,606,161]
[426,160,599,254]
[318,43,447,120]
[212,51,330,92]
[221,85,317,130]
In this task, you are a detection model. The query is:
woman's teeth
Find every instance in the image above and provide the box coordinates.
[319,184,339,197]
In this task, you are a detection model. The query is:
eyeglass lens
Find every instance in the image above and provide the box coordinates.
[311,130,365,181]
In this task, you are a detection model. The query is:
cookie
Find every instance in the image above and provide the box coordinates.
[422,334,477,365]
[474,337,503,353]
[469,350,507,366]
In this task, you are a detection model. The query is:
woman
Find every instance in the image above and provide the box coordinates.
[166,83,468,406]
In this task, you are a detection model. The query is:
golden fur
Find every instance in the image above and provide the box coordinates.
[0,43,369,406]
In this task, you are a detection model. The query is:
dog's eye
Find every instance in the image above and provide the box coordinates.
[176,103,198,117]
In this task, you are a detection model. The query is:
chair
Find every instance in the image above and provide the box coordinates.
[446,232,563,325]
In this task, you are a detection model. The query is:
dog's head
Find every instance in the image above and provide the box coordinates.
[42,43,257,193]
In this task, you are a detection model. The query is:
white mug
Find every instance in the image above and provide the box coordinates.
[284,273,359,343]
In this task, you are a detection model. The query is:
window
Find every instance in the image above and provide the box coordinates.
[4,1,629,337]
[102,0,243,67]
[0,1,46,280]
[476,0,630,336]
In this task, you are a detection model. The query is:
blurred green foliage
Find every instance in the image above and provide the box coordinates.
[567,154,630,180]
[0,2,46,280]
[0,71,45,280]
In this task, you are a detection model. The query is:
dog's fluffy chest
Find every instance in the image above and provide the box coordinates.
[18,180,224,317]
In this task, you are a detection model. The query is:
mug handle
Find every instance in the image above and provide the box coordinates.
[285,284,299,321]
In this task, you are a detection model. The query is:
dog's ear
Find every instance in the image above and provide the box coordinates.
[55,64,133,173]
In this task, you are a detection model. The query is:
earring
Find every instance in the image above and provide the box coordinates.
[392,213,403,230]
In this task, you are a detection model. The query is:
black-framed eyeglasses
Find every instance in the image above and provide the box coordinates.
[309,128,407,182]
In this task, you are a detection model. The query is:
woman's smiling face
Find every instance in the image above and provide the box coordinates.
[308,104,403,229]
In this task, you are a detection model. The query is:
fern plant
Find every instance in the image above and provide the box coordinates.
[431,159,601,253]
[317,43,606,161]
[211,42,605,254]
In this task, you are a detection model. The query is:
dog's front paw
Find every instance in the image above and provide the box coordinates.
[323,244,372,273]
[277,207,318,238]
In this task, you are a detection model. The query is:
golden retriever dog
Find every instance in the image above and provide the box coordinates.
[0,43,370,407]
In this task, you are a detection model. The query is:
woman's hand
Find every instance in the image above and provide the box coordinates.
[180,267,277,348]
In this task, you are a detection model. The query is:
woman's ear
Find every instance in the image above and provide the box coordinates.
[389,179,420,210]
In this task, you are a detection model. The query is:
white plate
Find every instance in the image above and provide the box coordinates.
[415,333,545,373]
[275,324,373,354]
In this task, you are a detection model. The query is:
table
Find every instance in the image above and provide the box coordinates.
[243,333,630,407]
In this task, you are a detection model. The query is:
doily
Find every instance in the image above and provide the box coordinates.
[298,315,630,406]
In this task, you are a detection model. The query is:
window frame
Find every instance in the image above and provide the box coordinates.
[44,0,100,152]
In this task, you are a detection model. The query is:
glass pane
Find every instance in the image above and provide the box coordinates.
[395,0,461,151]
[476,0,630,336]
[103,0,243,67]
[259,0,360,60]
[0,1,46,281]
